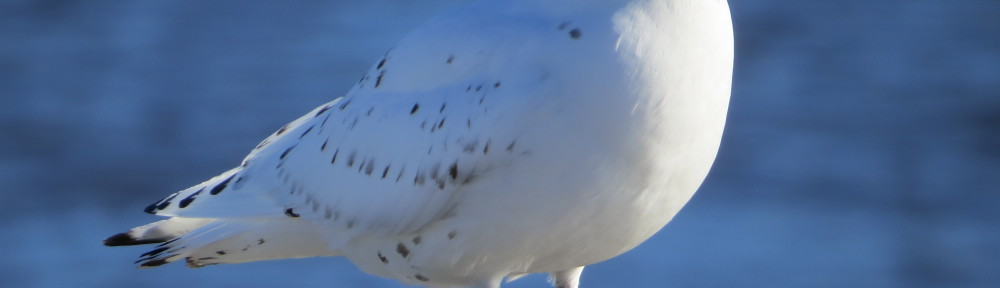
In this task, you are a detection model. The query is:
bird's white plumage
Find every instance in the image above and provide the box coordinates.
[108,0,733,287]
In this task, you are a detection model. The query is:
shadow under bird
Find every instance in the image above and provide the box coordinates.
[104,0,733,287]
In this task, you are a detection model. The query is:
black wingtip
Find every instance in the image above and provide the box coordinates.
[104,232,136,246]
[140,246,170,258]
[103,232,165,247]
[143,203,158,214]
[138,258,171,268]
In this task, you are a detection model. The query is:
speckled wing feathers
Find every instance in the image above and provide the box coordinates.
[143,32,525,238]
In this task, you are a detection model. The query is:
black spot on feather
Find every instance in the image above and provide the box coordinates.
[280,146,294,160]
[255,139,271,150]
[275,124,289,136]
[299,126,314,139]
[376,57,386,69]
[143,203,158,214]
[378,252,389,264]
[178,188,203,208]
[157,238,179,247]
[346,151,356,167]
[364,159,375,176]
[210,174,235,195]
[415,274,429,282]
[103,233,165,246]
[410,103,420,114]
[141,247,169,258]
[139,258,170,268]
[569,28,581,39]
[375,71,385,88]
[315,105,332,117]
[348,116,359,130]
[216,251,226,255]
[284,208,300,218]
[396,243,410,258]
[339,99,352,110]
[463,143,477,153]
[395,166,406,182]
[178,197,194,208]
[448,162,458,180]
[154,193,179,210]
[320,113,331,128]
[414,172,425,185]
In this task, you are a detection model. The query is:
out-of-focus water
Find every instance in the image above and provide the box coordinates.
[2,0,997,287]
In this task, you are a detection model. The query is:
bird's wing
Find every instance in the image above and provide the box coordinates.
[143,9,559,237]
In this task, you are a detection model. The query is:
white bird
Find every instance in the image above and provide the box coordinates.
[104,0,733,287]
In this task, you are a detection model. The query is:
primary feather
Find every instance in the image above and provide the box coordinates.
[106,0,734,287]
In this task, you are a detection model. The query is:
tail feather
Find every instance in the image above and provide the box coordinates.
[183,219,340,267]
[134,220,236,267]
[107,217,339,268]
[104,218,213,246]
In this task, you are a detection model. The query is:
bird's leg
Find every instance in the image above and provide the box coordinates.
[549,266,584,288]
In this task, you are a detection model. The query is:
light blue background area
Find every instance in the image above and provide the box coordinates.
[2,0,997,287]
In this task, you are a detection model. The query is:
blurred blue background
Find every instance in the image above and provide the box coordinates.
[2,0,998,287]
